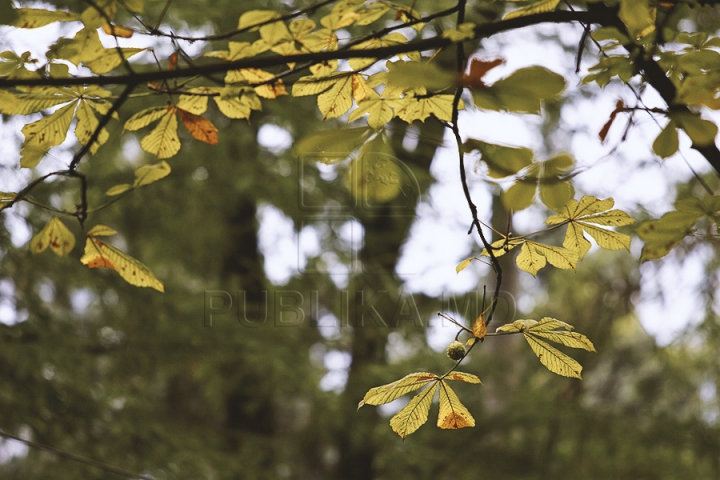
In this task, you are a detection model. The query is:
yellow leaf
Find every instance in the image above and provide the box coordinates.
[13,8,80,28]
[445,372,481,384]
[20,146,50,169]
[80,2,117,29]
[394,95,458,123]
[579,223,631,251]
[88,224,117,236]
[176,88,211,114]
[134,161,171,187]
[455,257,474,274]
[84,47,143,75]
[228,68,287,99]
[530,317,574,332]
[389,384,436,439]
[523,334,583,379]
[547,196,634,259]
[529,242,578,270]
[347,93,393,129]
[75,100,109,154]
[81,237,164,292]
[504,0,561,20]
[480,237,524,258]
[351,74,375,104]
[101,23,134,38]
[359,372,438,408]
[318,75,353,119]
[561,222,591,259]
[0,87,75,115]
[47,28,105,67]
[437,381,475,430]
[124,106,168,131]
[472,314,487,339]
[515,243,546,277]
[0,192,17,212]
[238,10,280,30]
[292,76,336,97]
[213,89,261,119]
[496,319,539,333]
[140,108,180,159]
[178,109,219,145]
[531,331,596,352]
[20,102,76,166]
[106,184,131,196]
[30,217,75,257]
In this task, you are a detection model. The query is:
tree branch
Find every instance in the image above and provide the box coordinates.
[0,431,154,480]
[0,11,595,88]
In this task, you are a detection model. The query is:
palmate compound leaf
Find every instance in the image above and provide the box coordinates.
[81,226,164,292]
[497,317,595,379]
[545,196,634,259]
[30,217,75,257]
[361,371,480,438]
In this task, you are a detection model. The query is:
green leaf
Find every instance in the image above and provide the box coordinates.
[472,66,565,114]
[653,120,679,158]
[293,126,372,164]
[670,112,718,146]
[503,179,536,211]
[619,0,655,38]
[464,140,533,178]
[385,61,455,91]
[346,136,402,203]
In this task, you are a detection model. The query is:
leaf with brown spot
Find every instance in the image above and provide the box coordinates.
[80,227,164,292]
[437,381,475,430]
[178,109,219,145]
[30,217,75,257]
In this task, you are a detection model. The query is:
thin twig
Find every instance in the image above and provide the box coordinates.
[0,431,154,480]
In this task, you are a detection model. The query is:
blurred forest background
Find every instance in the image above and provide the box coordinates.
[1,0,720,479]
